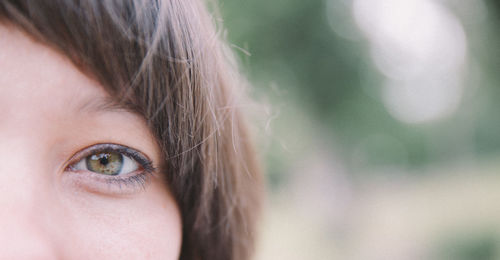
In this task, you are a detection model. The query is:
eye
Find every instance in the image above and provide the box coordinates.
[68,143,153,175]
[72,151,139,176]
[65,143,156,194]
[63,143,157,195]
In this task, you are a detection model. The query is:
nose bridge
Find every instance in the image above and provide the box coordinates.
[0,137,60,259]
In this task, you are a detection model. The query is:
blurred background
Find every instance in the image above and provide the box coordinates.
[218,0,500,259]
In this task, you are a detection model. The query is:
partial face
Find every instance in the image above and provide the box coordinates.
[0,25,182,259]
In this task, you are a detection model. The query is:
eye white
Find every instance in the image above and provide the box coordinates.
[120,155,139,174]
[72,153,139,175]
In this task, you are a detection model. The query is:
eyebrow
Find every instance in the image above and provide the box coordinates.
[77,96,140,115]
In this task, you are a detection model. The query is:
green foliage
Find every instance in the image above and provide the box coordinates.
[432,231,499,260]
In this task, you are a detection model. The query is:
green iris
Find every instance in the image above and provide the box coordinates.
[86,152,123,175]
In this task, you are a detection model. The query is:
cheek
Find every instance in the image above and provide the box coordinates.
[58,180,182,259]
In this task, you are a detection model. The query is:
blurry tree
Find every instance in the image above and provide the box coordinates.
[218,0,500,180]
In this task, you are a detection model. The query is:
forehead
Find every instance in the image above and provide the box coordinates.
[0,24,142,125]
[0,24,154,142]
[0,24,160,161]
[0,25,106,113]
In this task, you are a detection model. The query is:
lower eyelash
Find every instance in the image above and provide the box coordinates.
[103,170,152,190]
[63,169,155,195]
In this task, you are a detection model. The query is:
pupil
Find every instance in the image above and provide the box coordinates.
[99,157,109,165]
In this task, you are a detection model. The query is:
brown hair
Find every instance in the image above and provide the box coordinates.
[0,0,262,259]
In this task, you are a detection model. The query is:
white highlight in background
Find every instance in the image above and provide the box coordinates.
[352,0,468,123]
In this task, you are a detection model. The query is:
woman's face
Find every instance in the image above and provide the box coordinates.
[0,25,181,259]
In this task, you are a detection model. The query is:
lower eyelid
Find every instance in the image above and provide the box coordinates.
[62,169,152,196]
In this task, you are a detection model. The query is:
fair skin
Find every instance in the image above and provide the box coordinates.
[0,25,182,259]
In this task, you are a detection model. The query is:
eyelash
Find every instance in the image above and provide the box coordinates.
[65,143,156,192]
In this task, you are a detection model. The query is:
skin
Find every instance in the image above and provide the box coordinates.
[0,25,182,259]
